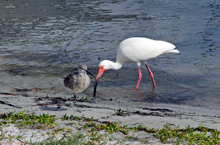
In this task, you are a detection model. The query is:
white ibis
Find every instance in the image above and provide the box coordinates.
[64,64,93,100]
[93,37,180,97]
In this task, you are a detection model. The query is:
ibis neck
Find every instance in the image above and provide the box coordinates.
[110,61,123,70]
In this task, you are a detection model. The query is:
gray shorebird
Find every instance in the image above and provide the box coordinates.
[64,64,93,100]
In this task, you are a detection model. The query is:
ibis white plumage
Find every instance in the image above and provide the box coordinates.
[93,37,180,97]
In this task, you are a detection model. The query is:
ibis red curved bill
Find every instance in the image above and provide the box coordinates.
[93,65,106,97]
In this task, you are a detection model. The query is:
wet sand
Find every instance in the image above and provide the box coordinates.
[0,75,220,144]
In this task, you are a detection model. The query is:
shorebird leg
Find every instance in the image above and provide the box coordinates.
[135,67,142,89]
[73,93,76,101]
[145,64,156,88]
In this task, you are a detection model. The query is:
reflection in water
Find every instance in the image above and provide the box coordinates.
[0,0,220,109]
[135,88,155,102]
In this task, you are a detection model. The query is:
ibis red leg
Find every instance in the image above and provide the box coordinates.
[136,67,142,89]
[145,64,156,88]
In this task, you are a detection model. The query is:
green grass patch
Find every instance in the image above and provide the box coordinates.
[0,109,57,129]
[0,109,220,144]
[154,124,220,144]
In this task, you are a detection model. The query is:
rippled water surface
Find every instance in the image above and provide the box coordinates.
[0,0,220,109]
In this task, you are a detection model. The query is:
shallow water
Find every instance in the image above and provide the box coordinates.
[0,0,219,109]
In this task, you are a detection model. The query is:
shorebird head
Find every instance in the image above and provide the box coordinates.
[78,64,87,73]
[79,64,94,77]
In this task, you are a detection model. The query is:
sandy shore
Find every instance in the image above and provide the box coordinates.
[1,91,220,144]
[0,75,220,144]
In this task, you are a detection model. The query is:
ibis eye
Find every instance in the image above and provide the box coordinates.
[101,67,103,69]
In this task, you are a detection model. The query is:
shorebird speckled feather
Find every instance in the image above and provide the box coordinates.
[64,64,93,100]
